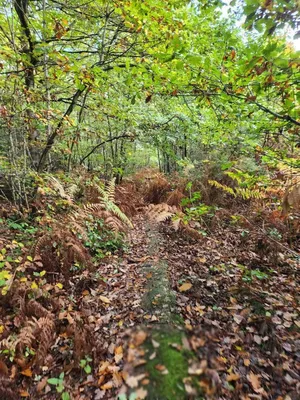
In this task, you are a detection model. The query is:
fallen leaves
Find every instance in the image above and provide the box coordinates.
[114,346,123,363]
[227,372,240,382]
[99,295,111,304]
[132,330,147,347]
[178,282,192,292]
[247,372,261,392]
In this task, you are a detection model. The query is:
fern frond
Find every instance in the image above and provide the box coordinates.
[107,178,116,202]
[209,180,265,200]
[209,180,236,196]
[147,203,178,223]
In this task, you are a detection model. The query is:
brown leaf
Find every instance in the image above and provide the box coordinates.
[101,381,113,390]
[112,371,123,388]
[36,377,48,393]
[233,314,243,324]
[126,375,139,388]
[247,372,261,391]
[114,346,123,363]
[133,330,147,346]
[20,390,30,397]
[136,387,148,399]
[0,360,8,376]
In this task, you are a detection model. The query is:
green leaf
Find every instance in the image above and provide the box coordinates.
[84,364,92,374]
[48,378,60,385]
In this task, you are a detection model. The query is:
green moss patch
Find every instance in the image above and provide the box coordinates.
[144,328,191,400]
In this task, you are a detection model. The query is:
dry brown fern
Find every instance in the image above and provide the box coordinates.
[143,174,170,204]
[73,324,93,363]
[166,189,185,208]
[26,299,50,319]
[81,203,131,232]
[147,203,178,223]
[15,320,37,355]
[34,226,92,275]
[146,203,203,240]
[0,378,19,400]
[115,184,142,217]
[35,316,55,366]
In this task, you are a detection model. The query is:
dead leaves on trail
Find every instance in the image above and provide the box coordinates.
[1,194,299,399]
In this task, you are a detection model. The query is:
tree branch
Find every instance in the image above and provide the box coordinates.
[37,87,87,171]
[80,134,133,164]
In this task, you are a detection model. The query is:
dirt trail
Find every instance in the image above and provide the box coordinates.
[120,210,300,400]
[131,221,197,400]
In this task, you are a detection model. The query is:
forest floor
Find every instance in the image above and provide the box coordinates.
[0,181,299,400]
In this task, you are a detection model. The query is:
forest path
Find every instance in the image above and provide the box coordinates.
[116,210,300,400]
[124,218,197,399]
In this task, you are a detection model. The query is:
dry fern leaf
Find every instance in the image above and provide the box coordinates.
[166,189,185,207]
[147,203,178,223]
[171,217,182,232]
[26,299,50,319]
[69,221,89,241]
[0,378,19,400]
[35,316,55,366]
[15,320,37,355]
[48,176,74,201]
[181,225,203,240]
[282,183,300,215]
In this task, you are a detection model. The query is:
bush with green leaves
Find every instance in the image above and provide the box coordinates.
[47,373,70,399]
[83,218,126,259]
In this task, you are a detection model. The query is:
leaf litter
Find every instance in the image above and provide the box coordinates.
[0,201,299,399]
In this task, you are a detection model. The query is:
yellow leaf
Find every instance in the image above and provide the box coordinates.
[56,283,63,289]
[21,368,33,377]
[100,295,110,304]
[227,373,240,381]
[2,271,11,279]
[115,345,123,354]
[0,325,4,334]
[0,254,3,261]
[101,381,113,390]
[40,270,46,277]
[20,390,30,397]
[31,282,38,289]
[20,277,27,283]
[27,256,33,262]
[179,282,192,292]
[114,346,123,363]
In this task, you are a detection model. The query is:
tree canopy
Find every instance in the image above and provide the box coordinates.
[0,0,299,182]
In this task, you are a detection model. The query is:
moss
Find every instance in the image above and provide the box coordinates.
[144,328,192,400]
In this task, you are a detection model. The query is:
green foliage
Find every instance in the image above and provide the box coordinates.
[89,178,133,228]
[242,269,269,283]
[181,190,216,224]
[209,168,270,200]
[48,372,70,399]
[6,219,38,235]
[83,219,126,259]
[79,355,93,374]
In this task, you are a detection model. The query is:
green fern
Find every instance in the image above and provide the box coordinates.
[209,180,264,200]
[89,178,132,228]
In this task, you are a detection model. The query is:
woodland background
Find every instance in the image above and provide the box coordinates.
[0,0,299,399]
